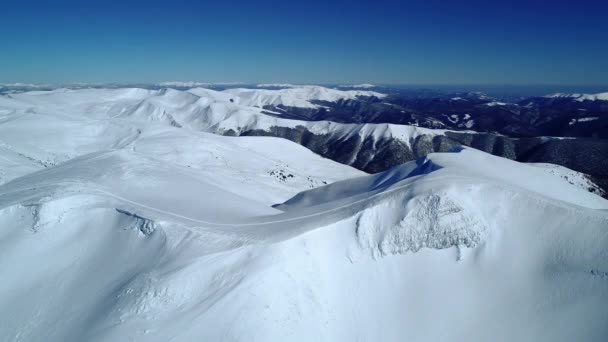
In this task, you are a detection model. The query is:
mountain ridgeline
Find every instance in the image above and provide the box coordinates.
[225,126,607,196]
[218,87,608,197]
[258,91,608,139]
[1,85,606,196]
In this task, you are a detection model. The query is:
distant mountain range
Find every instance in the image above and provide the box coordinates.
[249,89,608,139]
[1,83,608,341]
[1,84,606,196]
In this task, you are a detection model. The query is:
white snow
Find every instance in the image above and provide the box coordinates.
[578,116,600,122]
[446,114,459,123]
[484,101,508,106]
[545,92,608,101]
[223,85,386,109]
[0,86,447,149]
[444,114,473,128]
[0,83,52,88]
[339,83,376,88]
[529,163,605,197]
[568,117,600,126]
[157,81,212,88]
[255,83,298,88]
[0,87,607,342]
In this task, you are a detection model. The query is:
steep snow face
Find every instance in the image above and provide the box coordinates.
[545,92,608,101]
[1,145,607,342]
[222,85,386,109]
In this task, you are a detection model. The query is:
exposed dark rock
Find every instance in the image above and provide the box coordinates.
[260,92,608,139]
[221,126,608,198]
[115,209,158,236]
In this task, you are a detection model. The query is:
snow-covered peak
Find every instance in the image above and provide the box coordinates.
[1,86,607,342]
[157,81,212,88]
[224,85,386,109]
[157,81,246,88]
[255,83,298,88]
[339,83,376,88]
[279,147,608,211]
[0,87,445,150]
[187,87,238,103]
[545,92,608,101]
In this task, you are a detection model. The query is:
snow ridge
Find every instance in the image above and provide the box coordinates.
[223,85,386,109]
[339,83,376,88]
[545,92,608,101]
[1,86,608,342]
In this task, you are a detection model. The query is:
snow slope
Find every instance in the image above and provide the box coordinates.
[157,81,212,88]
[339,83,376,88]
[222,85,385,109]
[545,92,608,101]
[530,162,605,197]
[1,87,449,151]
[1,142,607,341]
[0,89,363,204]
[1,87,608,342]
[256,83,298,88]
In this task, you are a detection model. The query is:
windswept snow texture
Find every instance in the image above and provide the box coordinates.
[0,87,608,342]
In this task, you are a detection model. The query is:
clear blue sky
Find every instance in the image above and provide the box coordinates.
[1,0,607,85]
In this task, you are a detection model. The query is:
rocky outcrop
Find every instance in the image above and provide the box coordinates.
[115,209,158,236]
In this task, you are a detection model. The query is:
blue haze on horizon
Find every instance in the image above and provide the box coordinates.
[1,0,608,85]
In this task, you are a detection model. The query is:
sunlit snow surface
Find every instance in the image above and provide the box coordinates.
[0,87,607,342]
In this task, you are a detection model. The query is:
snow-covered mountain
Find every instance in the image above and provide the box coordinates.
[2,86,606,191]
[0,87,453,173]
[0,97,362,201]
[3,86,607,189]
[1,85,608,341]
[221,85,385,109]
[157,81,213,88]
[545,92,608,101]
[1,129,607,341]
[338,83,376,88]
